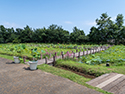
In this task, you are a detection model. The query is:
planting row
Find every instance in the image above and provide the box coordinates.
[0,43,108,60]
[81,45,125,66]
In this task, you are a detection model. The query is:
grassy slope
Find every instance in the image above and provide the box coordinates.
[38,64,112,94]
[56,59,125,76]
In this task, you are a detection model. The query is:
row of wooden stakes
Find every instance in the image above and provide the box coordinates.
[45,45,112,66]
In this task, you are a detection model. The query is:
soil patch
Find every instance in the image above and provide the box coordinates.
[56,66,96,79]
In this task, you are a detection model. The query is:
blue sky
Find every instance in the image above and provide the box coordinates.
[0,0,125,35]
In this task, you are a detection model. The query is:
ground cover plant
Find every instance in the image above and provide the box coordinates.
[81,45,125,66]
[55,58,125,77]
[55,45,125,77]
[0,43,101,60]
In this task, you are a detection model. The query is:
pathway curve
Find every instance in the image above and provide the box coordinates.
[0,57,102,94]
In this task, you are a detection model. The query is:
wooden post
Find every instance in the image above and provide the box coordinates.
[92,47,94,54]
[53,56,55,66]
[61,51,64,59]
[78,51,80,58]
[73,52,75,58]
[23,56,26,63]
[83,51,85,56]
[45,57,47,64]
[86,49,88,55]
[55,52,57,58]
[93,47,94,54]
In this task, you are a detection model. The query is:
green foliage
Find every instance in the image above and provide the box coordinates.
[82,45,125,66]
[89,13,125,44]
[31,48,40,60]
[0,43,100,60]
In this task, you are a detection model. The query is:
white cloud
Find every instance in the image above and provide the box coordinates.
[111,16,116,21]
[64,21,73,24]
[84,21,96,26]
[1,22,23,29]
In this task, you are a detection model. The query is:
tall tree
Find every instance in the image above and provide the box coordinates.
[70,26,85,43]
[0,25,7,43]
[21,25,33,43]
[96,13,114,43]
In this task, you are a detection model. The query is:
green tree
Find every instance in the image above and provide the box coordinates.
[0,25,7,43]
[20,25,33,43]
[70,26,86,44]
[95,13,114,43]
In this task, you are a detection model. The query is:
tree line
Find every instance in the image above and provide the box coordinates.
[0,13,125,44]
[89,13,125,44]
[0,24,87,44]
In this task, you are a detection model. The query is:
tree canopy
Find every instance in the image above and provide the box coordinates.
[0,13,125,44]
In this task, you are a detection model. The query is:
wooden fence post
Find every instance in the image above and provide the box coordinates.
[78,51,80,58]
[92,47,94,54]
[53,56,55,66]
[23,56,26,63]
[73,52,75,58]
[61,51,64,59]
[86,49,88,55]
[55,52,57,58]
[45,57,47,64]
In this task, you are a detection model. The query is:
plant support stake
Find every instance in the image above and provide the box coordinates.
[53,56,55,66]
[45,57,47,64]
